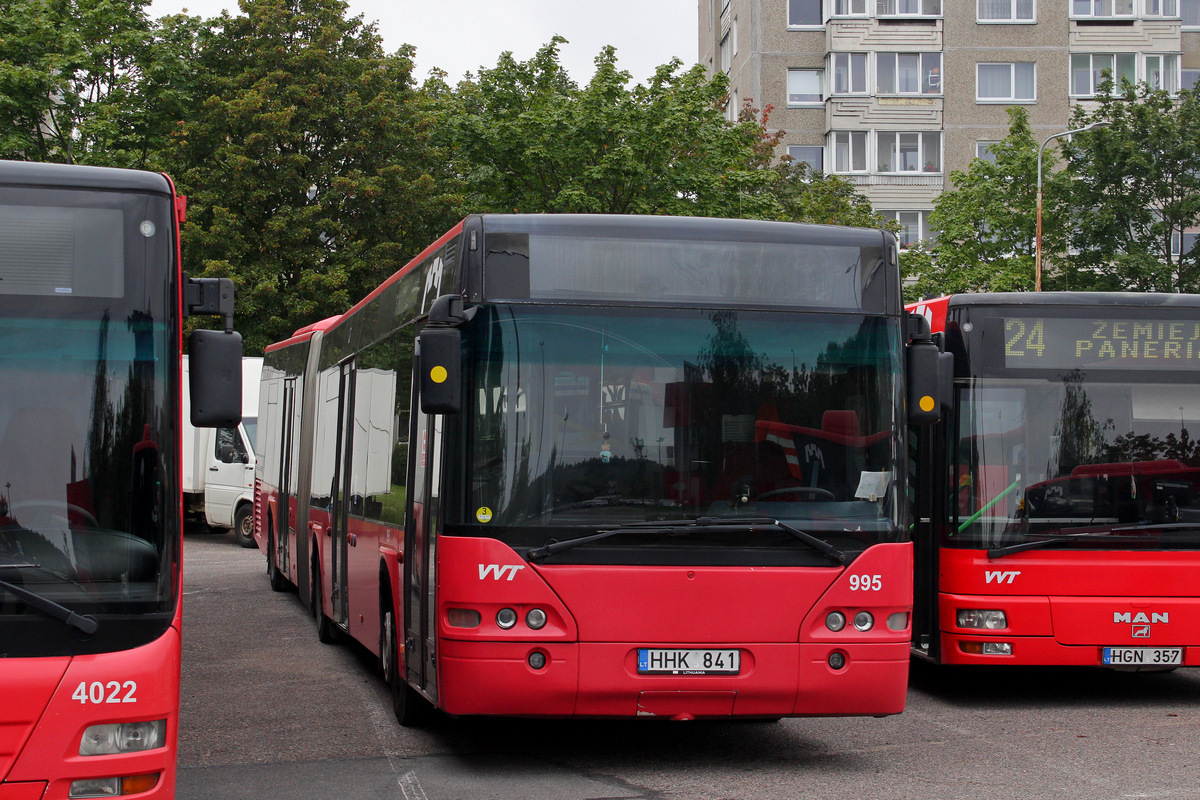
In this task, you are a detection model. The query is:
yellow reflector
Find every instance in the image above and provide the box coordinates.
[919,395,935,413]
[430,365,448,384]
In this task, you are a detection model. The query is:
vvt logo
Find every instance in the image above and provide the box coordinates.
[984,570,1020,584]
[478,563,525,581]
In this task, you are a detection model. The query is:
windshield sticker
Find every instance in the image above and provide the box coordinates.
[475,507,493,524]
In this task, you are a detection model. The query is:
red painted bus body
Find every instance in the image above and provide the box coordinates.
[257,215,921,723]
[909,292,1200,668]
[0,160,238,798]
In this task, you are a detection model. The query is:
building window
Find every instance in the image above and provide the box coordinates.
[732,17,739,57]
[881,211,930,248]
[1185,0,1200,25]
[787,145,825,173]
[977,62,1037,102]
[877,52,942,94]
[832,0,868,14]
[1071,53,1137,96]
[831,52,869,94]
[1173,230,1199,256]
[1183,68,1200,90]
[976,141,1000,162]
[978,0,1035,20]
[1145,54,1180,92]
[720,33,731,74]
[876,0,942,16]
[831,131,868,172]
[788,0,823,25]
[1071,0,1134,17]
[877,132,942,173]
[787,69,825,105]
[1145,0,1178,15]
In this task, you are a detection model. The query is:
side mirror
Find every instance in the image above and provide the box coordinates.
[189,329,243,427]
[906,313,950,426]
[418,327,461,415]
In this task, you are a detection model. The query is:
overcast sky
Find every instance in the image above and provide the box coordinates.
[147,0,700,85]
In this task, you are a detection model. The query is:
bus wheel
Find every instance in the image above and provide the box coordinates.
[234,504,255,548]
[267,532,286,592]
[388,609,431,727]
[315,565,338,644]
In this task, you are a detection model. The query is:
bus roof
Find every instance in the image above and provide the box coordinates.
[0,159,172,194]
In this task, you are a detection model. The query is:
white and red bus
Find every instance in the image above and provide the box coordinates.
[0,160,241,799]
[909,292,1200,668]
[256,214,941,724]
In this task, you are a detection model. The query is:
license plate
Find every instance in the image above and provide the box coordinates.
[637,648,741,675]
[1101,647,1182,666]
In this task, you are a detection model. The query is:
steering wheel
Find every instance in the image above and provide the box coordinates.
[753,487,836,502]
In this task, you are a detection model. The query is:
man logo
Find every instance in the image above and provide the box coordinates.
[1113,612,1168,624]
[1132,625,1151,638]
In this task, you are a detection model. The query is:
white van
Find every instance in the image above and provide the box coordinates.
[183,356,263,546]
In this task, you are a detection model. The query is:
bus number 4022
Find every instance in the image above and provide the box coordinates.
[72,681,138,704]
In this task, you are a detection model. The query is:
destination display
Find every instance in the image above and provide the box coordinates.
[1003,317,1200,370]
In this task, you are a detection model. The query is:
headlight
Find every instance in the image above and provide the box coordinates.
[496,608,517,629]
[957,609,1007,630]
[526,608,547,630]
[853,611,874,631]
[79,720,166,756]
[825,611,846,632]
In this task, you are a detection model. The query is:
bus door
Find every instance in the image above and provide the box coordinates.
[277,377,297,579]
[329,359,356,629]
[404,382,440,705]
[911,419,946,662]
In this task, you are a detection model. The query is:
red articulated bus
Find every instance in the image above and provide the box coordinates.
[909,292,1200,669]
[256,214,941,724]
[0,160,241,799]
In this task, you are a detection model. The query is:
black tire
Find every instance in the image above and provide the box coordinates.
[315,563,338,644]
[234,504,255,548]
[386,607,432,727]
[267,532,286,592]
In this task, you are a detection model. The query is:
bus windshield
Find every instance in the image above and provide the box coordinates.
[953,377,1200,551]
[0,186,178,658]
[454,306,905,563]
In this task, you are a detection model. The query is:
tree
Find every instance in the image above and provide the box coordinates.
[0,0,198,167]
[429,38,786,218]
[1064,81,1200,292]
[167,0,463,352]
[906,106,1072,298]
[766,158,895,229]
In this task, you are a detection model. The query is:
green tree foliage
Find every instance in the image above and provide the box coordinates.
[167,0,463,352]
[0,0,196,166]
[1064,81,1200,292]
[767,158,893,229]
[907,107,1071,298]
[429,37,782,217]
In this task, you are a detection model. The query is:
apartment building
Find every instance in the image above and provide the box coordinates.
[700,0,1200,247]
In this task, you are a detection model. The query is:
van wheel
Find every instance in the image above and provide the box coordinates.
[234,504,255,548]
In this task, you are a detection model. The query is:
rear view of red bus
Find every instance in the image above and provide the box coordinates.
[0,160,241,799]
[910,292,1200,669]
[257,215,941,724]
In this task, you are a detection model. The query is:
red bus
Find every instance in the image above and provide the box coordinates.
[0,160,241,799]
[909,292,1200,669]
[256,214,941,724]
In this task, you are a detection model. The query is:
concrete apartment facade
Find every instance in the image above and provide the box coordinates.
[700,0,1200,246]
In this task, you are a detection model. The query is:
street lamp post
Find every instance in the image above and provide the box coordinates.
[1035,121,1110,291]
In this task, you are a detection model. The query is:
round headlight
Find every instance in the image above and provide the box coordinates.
[853,611,874,631]
[825,611,847,632]
[528,651,547,669]
[526,608,548,630]
[496,608,517,629]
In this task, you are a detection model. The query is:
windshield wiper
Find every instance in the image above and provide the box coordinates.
[0,576,98,634]
[987,522,1200,559]
[526,516,847,564]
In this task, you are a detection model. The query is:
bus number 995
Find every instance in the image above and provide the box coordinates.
[849,574,882,591]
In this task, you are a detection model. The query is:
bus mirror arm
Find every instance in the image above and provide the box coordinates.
[184,275,236,333]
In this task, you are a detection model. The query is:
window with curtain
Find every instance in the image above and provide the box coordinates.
[1072,0,1134,16]
[787,69,825,105]
[978,0,1035,20]
[878,52,942,94]
[977,62,1036,101]
[833,0,868,13]
[1145,0,1178,15]
[1071,53,1137,96]
[876,132,942,173]
[831,52,868,94]
[831,131,868,172]
[877,0,942,14]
